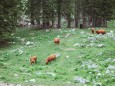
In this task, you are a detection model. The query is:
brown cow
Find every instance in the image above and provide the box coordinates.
[91,28,95,34]
[96,29,106,34]
[30,56,37,65]
[54,38,60,44]
[45,54,57,64]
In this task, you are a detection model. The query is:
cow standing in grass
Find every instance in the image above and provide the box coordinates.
[54,38,60,44]
[91,28,106,34]
[45,54,56,64]
[91,28,95,34]
[30,56,37,65]
[96,29,106,34]
[45,53,60,64]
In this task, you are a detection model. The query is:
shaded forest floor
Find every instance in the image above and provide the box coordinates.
[0,27,115,86]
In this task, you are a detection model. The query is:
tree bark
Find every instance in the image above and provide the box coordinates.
[30,0,35,25]
[83,15,86,28]
[74,1,79,28]
[57,0,61,28]
[103,18,107,27]
[67,14,71,28]
[51,10,54,28]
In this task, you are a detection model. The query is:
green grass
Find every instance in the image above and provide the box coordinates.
[0,27,115,86]
[108,20,115,28]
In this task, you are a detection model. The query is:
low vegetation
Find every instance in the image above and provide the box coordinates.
[0,27,115,86]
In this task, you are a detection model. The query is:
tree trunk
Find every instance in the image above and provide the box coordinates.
[105,19,107,27]
[101,17,104,27]
[92,14,96,27]
[74,1,79,28]
[42,21,46,29]
[67,19,71,28]
[30,0,35,25]
[99,17,102,27]
[46,21,50,27]
[103,18,107,27]
[83,15,86,28]
[67,14,71,28]
[51,20,54,28]
[95,17,102,27]
[88,16,92,27]
[36,18,40,25]
[57,0,61,28]
[51,10,54,28]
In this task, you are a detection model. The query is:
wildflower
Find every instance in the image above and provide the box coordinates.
[74,76,89,84]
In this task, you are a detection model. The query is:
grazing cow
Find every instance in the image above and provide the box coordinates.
[91,28,95,34]
[54,38,60,44]
[96,29,106,34]
[46,54,56,64]
[30,56,37,65]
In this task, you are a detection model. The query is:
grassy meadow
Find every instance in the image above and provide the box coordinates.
[0,27,115,86]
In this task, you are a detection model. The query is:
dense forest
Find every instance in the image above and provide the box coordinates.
[0,0,115,40]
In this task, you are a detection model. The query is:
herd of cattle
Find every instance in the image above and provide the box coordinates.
[30,27,106,65]
[30,37,60,65]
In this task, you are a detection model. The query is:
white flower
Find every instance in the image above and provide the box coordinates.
[35,72,43,75]
[81,60,98,69]
[74,76,89,84]
[16,84,21,86]
[29,79,36,82]
[66,55,69,58]
[46,29,49,32]
[80,31,85,34]
[13,42,15,44]
[26,41,33,45]
[97,73,101,76]
[55,53,61,57]
[57,35,61,38]
[87,37,96,42]
[73,43,80,47]
[19,49,23,55]
[26,41,31,45]
[11,34,14,36]
[65,33,71,38]
[20,38,26,42]
[105,70,110,74]
[96,44,105,48]
[96,52,102,56]
[16,37,20,39]
[94,82,102,86]
[46,72,56,77]
[88,64,97,69]
[107,31,114,38]
[107,65,115,70]
[110,30,113,33]
[14,74,18,77]
[31,42,34,45]
[69,28,75,32]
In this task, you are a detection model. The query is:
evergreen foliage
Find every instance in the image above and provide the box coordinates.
[0,0,19,40]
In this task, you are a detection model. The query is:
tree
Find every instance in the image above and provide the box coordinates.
[74,0,80,28]
[0,0,19,41]
[61,0,74,28]
[57,0,62,28]
[25,0,115,29]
